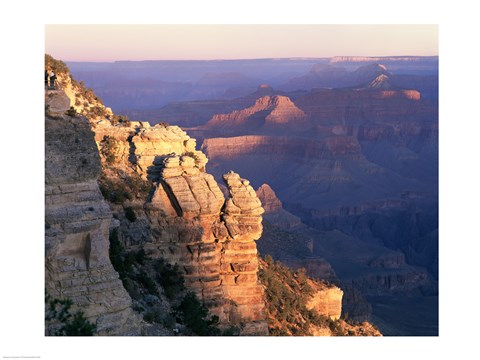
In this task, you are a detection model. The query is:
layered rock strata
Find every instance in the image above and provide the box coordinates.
[306,282,343,320]
[206,95,307,132]
[256,183,302,230]
[88,117,268,334]
[45,96,140,335]
[141,158,268,334]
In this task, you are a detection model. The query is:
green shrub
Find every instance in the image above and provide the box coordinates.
[109,114,131,127]
[136,270,159,296]
[124,206,137,222]
[100,136,118,165]
[99,175,132,204]
[91,105,106,117]
[45,292,96,336]
[155,259,186,300]
[328,318,345,336]
[162,314,177,329]
[66,106,77,117]
[183,151,199,161]
[222,327,241,336]
[45,54,69,75]
[173,292,220,336]
[122,277,142,300]
[259,256,324,336]
[143,310,163,324]
[99,172,152,205]
[135,248,146,265]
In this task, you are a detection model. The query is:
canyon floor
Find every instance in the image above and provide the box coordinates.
[368,295,438,336]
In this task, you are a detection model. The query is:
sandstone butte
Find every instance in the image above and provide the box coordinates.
[44,65,377,336]
[205,95,307,131]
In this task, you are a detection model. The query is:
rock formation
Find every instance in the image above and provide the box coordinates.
[367,74,393,89]
[256,184,282,212]
[44,89,71,114]
[44,55,392,336]
[256,184,302,230]
[76,99,269,333]
[205,95,307,133]
[54,71,114,121]
[45,82,269,334]
[306,282,343,320]
[45,90,140,335]
[121,153,269,334]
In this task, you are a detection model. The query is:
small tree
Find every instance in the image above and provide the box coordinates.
[66,106,77,117]
[155,259,186,300]
[100,136,118,165]
[124,206,137,222]
[173,292,220,336]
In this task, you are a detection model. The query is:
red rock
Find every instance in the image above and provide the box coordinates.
[206,95,307,131]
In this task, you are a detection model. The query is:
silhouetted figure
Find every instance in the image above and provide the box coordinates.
[45,70,49,88]
[49,70,56,90]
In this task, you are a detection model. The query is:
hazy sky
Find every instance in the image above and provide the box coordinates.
[45,24,438,62]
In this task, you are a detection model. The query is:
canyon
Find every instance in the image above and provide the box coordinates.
[45,94,269,334]
[46,54,438,336]
[190,65,438,334]
[45,55,381,336]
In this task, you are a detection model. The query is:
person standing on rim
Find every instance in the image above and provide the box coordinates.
[49,70,56,90]
[45,70,49,89]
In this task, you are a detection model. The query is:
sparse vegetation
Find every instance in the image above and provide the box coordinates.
[259,255,379,336]
[100,136,119,165]
[124,206,137,222]
[183,151,199,161]
[259,255,341,336]
[99,171,152,204]
[66,106,77,117]
[107,229,221,335]
[173,292,221,336]
[91,105,107,118]
[154,258,186,300]
[136,270,159,297]
[110,114,131,127]
[45,54,69,75]
[45,292,96,336]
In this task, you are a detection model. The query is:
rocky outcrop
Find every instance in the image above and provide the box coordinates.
[140,160,268,334]
[45,106,140,335]
[256,184,282,212]
[206,95,307,132]
[256,184,302,230]
[44,90,70,114]
[367,74,393,89]
[56,72,114,121]
[45,84,268,334]
[89,116,268,334]
[90,121,208,180]
[306,282,343,320]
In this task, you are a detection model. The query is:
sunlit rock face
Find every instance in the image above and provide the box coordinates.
[45,105,141,335]
[142,162,268,334]
[88,114,268,334]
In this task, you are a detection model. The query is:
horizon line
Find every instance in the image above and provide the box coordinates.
[61,55,439,63]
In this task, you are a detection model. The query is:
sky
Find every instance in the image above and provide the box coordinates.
[45,24,438,62]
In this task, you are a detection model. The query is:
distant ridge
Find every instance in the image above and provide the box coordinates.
[330,56,438,63]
